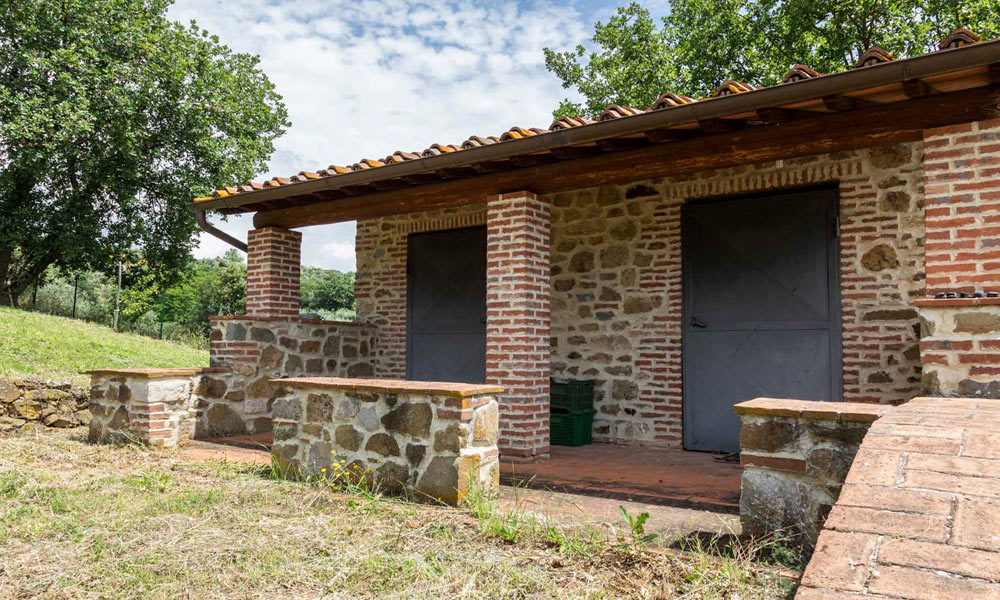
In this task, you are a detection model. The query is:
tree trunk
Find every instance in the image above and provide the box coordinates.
[0,248,14,307]
[0,249,58,308]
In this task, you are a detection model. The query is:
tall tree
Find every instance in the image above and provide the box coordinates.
[0,0,289,305]
[545,1,1000,118]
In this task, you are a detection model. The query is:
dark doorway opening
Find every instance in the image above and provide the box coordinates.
[406,227,488,383]
[682,187,842,453]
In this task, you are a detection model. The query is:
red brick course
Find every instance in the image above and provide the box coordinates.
[246,227,302,319]
[796,396,1000,599]
[923,119,1000,295]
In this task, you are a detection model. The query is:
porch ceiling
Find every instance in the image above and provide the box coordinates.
[189,38,1000,229]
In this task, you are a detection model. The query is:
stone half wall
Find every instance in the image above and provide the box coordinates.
[354,143,926,449]
[202,317,378,436]
[735,398,890,550]
[270,378,500,505]
[88,368,230,448]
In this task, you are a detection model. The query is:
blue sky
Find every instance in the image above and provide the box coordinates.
[172,0,642,270]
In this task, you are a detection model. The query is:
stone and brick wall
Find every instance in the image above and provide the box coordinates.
[88,368,230,448]
[547,144,924,447]
[354,143,927,449]
[203,317,377,436]
[0,378,90,431]
[735,398,890,549]
[270,378,500,505]
[917,298,1000,397]
[355,205,486,379]
[796,396,1000,599]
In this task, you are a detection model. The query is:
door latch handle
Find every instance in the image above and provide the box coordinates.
[691,316,707,328]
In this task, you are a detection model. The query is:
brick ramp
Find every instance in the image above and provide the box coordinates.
[796,397,1000,599]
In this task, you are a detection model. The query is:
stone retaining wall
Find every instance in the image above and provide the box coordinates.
[0,378,90,431]
[797,396,1000,599]
[204,317,378,435]
[735,398,891,549]
[270,378,501,505]
[88,368,230,448]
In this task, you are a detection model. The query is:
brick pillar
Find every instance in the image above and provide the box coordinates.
[923,118,1000,295]
[917,118,1000,397]
[486,191,551,461]
[246,227,302,319]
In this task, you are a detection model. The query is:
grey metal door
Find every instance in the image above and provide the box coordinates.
[406,227,487,383]
[682,188,841,453]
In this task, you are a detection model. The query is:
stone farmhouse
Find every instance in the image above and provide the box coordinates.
[174,29,1000,463]
[85,30,1000,596]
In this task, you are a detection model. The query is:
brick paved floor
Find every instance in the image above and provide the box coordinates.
[796,396,1000,599]
[501,444,742,513]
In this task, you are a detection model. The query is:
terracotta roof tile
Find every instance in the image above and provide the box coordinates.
[421,143,460,156]
[854,46,894,68]
[548,116,593,130]
[598,104,645,120]
[940,27,981,50]
[350,158,383,171]
[317,166,350,177]
[782,65,824,83]
[712,80,759,97]
[461,135,500,149]
[651,91,696,110]
[499,126,545,141]
[381,151,421,164]
[189,31,993,204]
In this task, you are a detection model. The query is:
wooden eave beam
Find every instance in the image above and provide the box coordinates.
[596,137,647,152]
[644,128,690,142]
[698,118,744,133]
[754,107,816,123]
[902,78,931,99]
[253,85,1000,229]
[821,94,879,111]
[551,145,602,160]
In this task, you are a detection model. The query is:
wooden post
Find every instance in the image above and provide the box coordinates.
[112,262,122,331]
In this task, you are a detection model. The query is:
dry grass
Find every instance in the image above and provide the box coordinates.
[0,429,797,599]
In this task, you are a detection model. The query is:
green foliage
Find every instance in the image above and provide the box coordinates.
[301,267,355,315]
[545,0,1000,117]
[617,505,657,548]
[21,250,247,344]
[0,0,288,304]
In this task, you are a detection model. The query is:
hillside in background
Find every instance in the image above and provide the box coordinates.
[0,307,208,385]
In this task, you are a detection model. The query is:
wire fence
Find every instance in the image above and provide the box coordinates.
[21,277,209,350]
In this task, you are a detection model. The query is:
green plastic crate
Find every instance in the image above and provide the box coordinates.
[550,378,595,413]
[550,410,595,447]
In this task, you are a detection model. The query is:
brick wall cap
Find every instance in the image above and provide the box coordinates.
[208,315,377,328]
[273,377,505,399]
[913,298,1000,308]
[84,367,231,378]
[734,397,891,423]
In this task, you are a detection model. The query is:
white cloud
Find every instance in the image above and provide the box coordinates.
[174,0,591,269]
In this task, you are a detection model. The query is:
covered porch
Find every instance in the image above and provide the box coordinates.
[183,38,1000,474]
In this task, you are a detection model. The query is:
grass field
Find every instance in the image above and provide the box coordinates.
[0,429,797,599]
[0,307,208,385]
